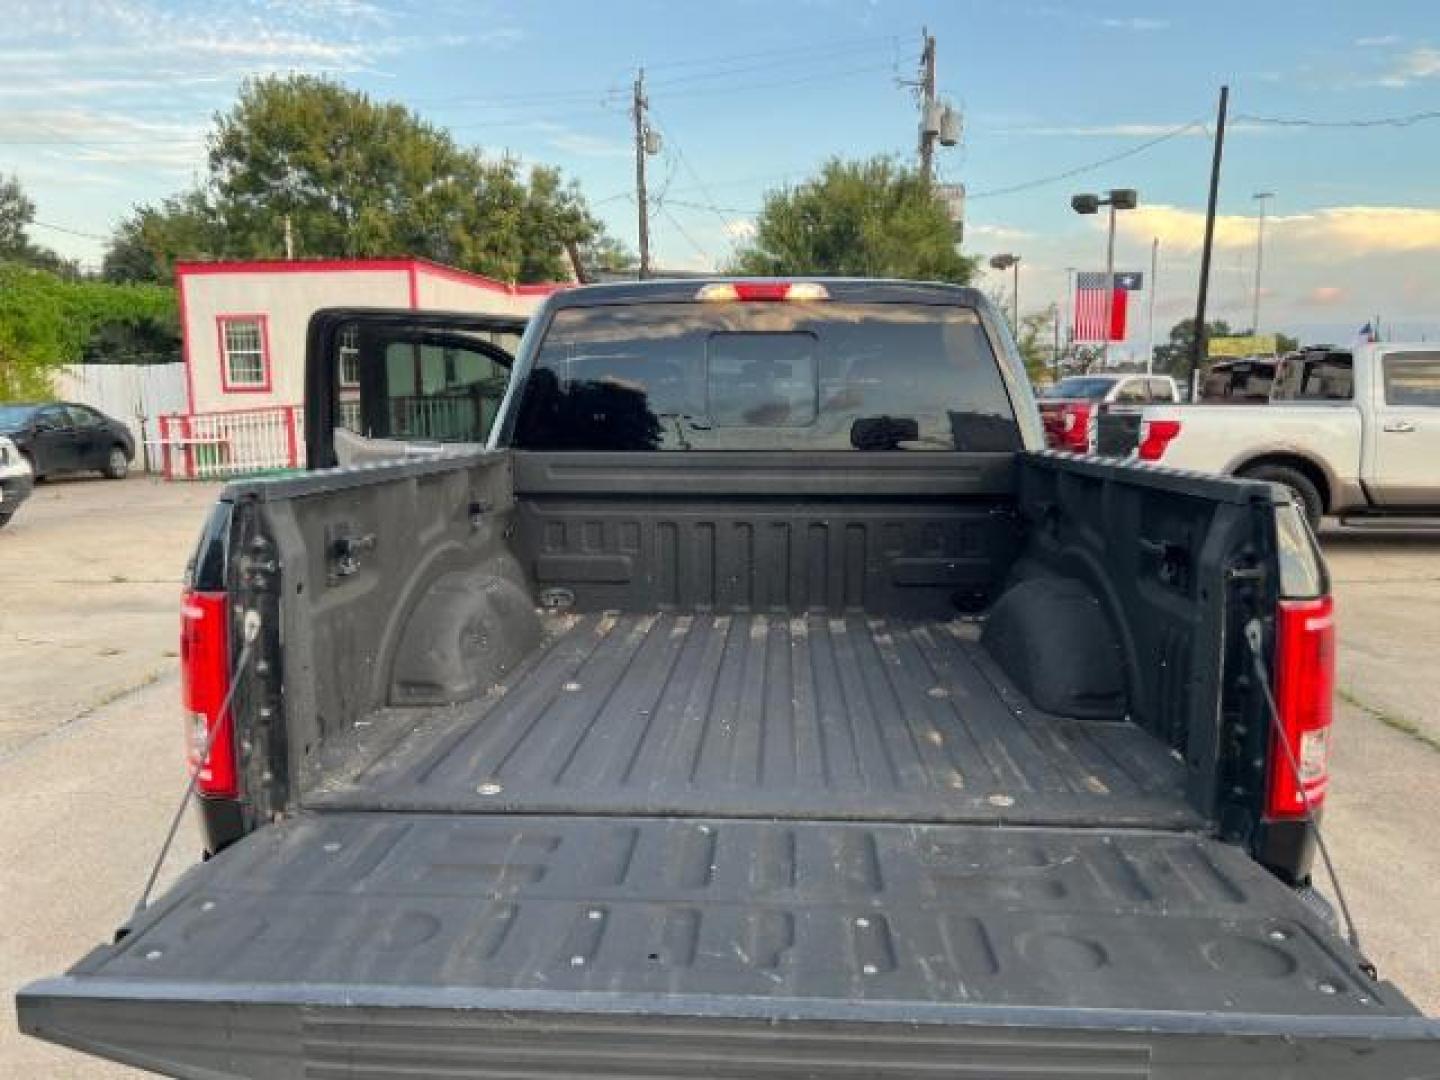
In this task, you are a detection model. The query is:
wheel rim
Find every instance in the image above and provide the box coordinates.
[110,448,127,474]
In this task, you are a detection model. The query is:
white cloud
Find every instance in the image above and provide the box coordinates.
[1101,17,1169,31]
[968,222,1034,242]
[1115,204,1440,257]
[1375,46,1440,87]
[722,218,757,241]
[1355,34,1402,47]
[541,129,629,159]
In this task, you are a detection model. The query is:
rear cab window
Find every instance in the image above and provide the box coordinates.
[1272,351,1353,401]
[513,301,1021,452]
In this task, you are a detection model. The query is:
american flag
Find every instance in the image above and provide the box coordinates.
[1074,272,1142,343]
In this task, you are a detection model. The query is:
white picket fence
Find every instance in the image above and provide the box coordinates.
[156,406,304,480]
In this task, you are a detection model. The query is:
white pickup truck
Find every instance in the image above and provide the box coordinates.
[1137,344,1440,527]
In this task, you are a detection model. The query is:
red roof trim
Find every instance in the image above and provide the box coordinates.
[174,256,568,297]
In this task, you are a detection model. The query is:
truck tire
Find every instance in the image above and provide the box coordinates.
[0,511,11,530]
[1241,464,1323,531]
[103,445,129,480]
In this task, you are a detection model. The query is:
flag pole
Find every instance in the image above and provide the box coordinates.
[1146,237,1159,375]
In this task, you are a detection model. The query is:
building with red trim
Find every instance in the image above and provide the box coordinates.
[175,257,563,417]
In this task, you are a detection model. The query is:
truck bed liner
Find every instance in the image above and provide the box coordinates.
[21,814,1434,1078]
[311,612,1199,828]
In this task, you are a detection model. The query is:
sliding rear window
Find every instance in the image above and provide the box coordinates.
[513,302,1020,451]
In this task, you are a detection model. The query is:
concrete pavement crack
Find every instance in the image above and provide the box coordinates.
[1339,687,1440,755]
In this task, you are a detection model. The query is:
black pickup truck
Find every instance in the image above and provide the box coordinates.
[19,280,1438,1077]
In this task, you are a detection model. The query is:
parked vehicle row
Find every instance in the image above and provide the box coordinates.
[1138,344,1440,527]
[0,402,135,482]
[1036,372,1180,454]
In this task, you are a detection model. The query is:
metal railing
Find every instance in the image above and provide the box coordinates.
[155,406,303,480]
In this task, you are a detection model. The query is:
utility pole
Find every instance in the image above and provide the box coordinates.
[1146,237,1159,374]
[632,68,652,279]
[1191,84,1229,394]
[1251,191,1274,340]
[917,30,937,185]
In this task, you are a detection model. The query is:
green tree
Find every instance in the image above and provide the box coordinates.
[0,264,176,398]
[1152,317,1234,376]
[0,173,79,278]
[730,157,976,282]
[195,75,606,282]
[1275,331,1300,354]
[103,189,222,284]
[1016,304,1059,382]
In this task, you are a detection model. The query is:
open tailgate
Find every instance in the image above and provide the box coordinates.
[19,813,1439,1079]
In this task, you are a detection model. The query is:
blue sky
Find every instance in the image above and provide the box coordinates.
[4,0,1439,350]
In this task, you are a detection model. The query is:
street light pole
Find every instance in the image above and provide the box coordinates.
[1252,191,1274,340]
[1070,189,1138,369]
[1102,202,1117,367]
[1146,237,1159,374]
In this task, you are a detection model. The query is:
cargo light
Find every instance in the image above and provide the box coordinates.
[180,589,238,798]
[1138,418,1182,461]
[695,282,830,302]
[1265,596,1334,819]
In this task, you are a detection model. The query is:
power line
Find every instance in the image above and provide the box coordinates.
[641,33,896,72]
[1234,108,1440,129]
[654,201,715,268]
[966,119,1204,200]
[30,219,109,241]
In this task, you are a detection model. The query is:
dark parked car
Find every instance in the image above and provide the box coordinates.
[0,402,135,480]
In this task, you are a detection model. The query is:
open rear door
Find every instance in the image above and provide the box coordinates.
[19,813,1439,1078]
[304,307,530,471]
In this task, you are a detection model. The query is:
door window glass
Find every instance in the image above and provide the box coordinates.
[334,322,513,444]
[1382,352,1440,407]
[65,405,102,428]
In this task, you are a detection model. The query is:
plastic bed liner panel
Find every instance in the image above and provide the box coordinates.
[309,612,1202,829]
[18,814,1438,1078]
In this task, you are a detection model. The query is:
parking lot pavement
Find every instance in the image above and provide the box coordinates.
[0,486,1435,1077]
[1321,526,1440,750]
[0,475,222,757]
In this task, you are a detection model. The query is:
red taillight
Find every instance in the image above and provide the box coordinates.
[180,589,238,798]
[1060,403,1093,452]
[1265,596,1334,819]
[1138,418,1182,461]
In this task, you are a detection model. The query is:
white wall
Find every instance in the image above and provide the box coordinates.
[181,268,409,414]
[52,362,187,470]
[413,266,548,317]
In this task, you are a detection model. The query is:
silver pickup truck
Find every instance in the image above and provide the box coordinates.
[1137,344,1440,527]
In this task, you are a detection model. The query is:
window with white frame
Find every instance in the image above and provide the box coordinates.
[221,317,267,388]
[338,324,361,387]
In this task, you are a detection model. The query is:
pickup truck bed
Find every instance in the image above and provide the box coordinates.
[25,812,1429,1078]
[311,611,1199,829]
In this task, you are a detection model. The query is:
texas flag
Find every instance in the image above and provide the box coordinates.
[1075,272,1144,343]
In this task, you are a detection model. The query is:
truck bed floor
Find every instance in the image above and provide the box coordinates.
[312,613,1198,829]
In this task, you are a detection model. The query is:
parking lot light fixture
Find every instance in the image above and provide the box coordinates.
[1071,188,1140,365]
[988,253,1021,331]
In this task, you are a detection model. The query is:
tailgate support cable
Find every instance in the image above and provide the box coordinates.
[129,611,260,922]
[1243,618,1376,979]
